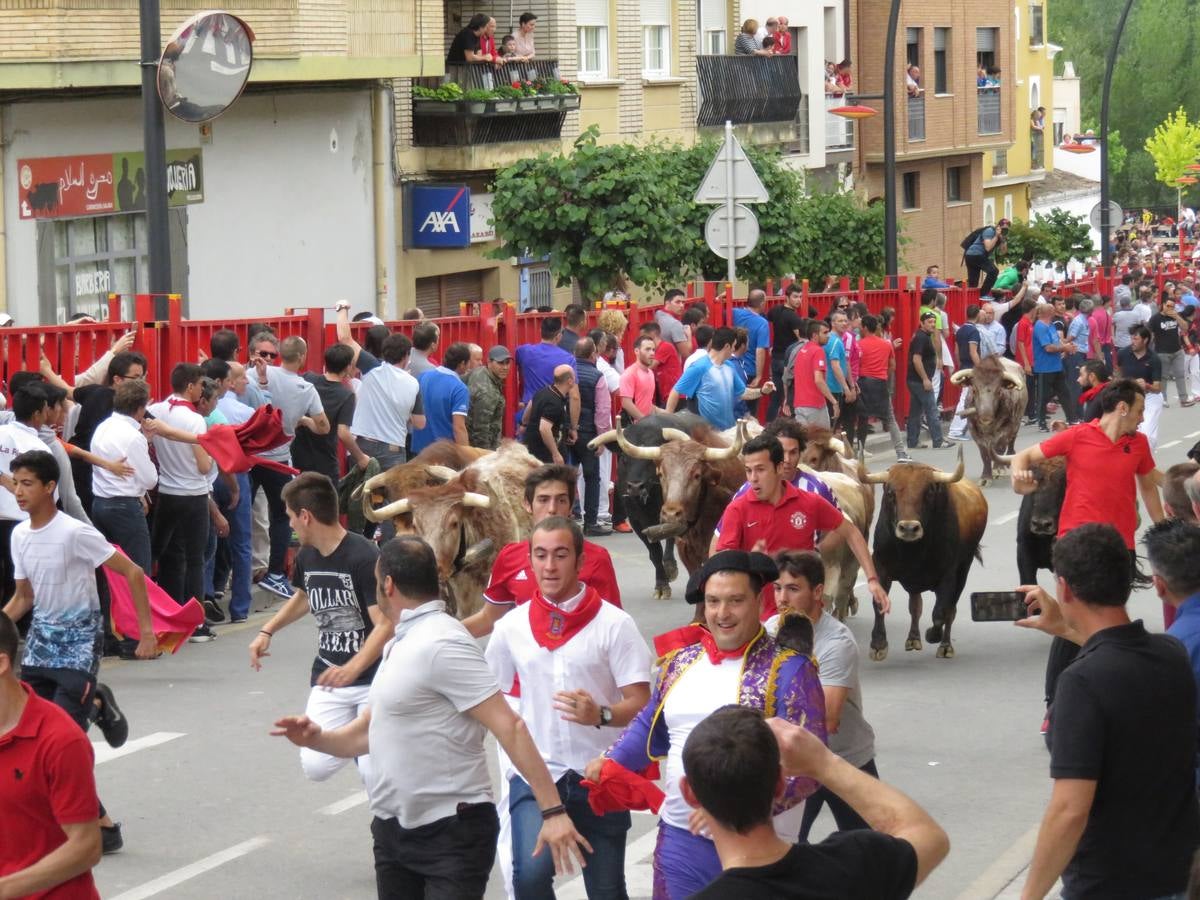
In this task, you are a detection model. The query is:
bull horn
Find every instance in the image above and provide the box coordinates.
[352,470,389,502]
[860,464,890,484]
[460,491,492,508]
[994,452,1016,464]
[931,446,966,484]
[615,418,662,460]
[949,368,974,385]
[364,496,411,523]
[661,428,691,443]
[1001,371,1024,390]
[703,419,746,461]
[589,430,618,450]
[960,407,977,417]
[424,465,459,483]
[828,437,848,456]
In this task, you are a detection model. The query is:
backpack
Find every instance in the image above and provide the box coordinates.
[960,226,988,253]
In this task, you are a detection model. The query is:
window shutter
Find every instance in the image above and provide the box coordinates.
[976,27,996,52]
[934,28,947,51]
[701,0,726,32]
[575,0,608,28]
[906,27,919,43]
[641,0,670,26]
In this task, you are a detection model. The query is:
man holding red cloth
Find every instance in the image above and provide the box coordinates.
[485,516,651,899]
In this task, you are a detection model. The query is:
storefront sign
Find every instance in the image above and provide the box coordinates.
[410,184,471,249]
[17,148,205,220]
[470,192,495,244]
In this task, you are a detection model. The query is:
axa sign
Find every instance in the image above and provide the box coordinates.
[410,184,472,248]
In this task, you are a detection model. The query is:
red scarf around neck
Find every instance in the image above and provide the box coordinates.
[697,627,758,664]
[168,396,198,412]
[1078,381,1108,409]
[529,586,603,651]
[651,622,758,664]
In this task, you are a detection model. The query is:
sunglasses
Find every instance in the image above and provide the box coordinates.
[256,350,278,360]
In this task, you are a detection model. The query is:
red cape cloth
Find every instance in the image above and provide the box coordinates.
[103,545,205,653]
[582,759,665,815]
[198,405,298,475]
[653,623,706,658]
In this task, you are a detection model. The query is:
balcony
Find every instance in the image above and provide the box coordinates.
[977,86,1001,135]
[695,55,802,127]
[794,94,810,154]
[411,60,570,148]
[1031,131,1045,170]
[907,94,925,142]
[825,95,853,150]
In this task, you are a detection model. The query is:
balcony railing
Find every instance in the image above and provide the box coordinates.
[907,94,925,141]
[825,95,853,150]
[1031,131,1045,170]
[794,94,810,154]
[695,55,802,127]
[411,60,569,147]
[977,86,1001,135]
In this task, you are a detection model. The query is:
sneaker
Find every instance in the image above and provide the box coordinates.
[93,684,129,749]
[258,573,294,599]
[584,523,613,537]
[188,624,216,643]
[1022,416,1036,426]
[930,441,952,449]
[1183,399,1196,408]
[229,616,247,625]
[213,590,225,601]
[613,521,633,534]
[202,598,226,625]
[1038,425,1050,433]
[101,823,124,855]
[946,432,970,442]
[896,452,913,461]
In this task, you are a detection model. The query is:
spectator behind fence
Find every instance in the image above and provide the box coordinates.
[408,323,440,378]
[467,345,512,450]
[293,343,369,482]
[681,706,948,899]
[411,342,471,453]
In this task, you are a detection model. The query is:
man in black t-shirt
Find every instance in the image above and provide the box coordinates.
[906,313,945,448]
[681,706,947,899]
[1149,297,1193,406]
[248,473,387,784]
[1016,523,1200,899]
[446,13,494,64]
[1116,325,1164,447]
[523,365,573,464]
[766,284,805,419]
[292,344,370,481]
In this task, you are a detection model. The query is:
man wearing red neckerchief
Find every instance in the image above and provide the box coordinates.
[485,517,651,899]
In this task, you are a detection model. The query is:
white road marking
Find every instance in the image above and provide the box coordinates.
[93,732,185,766]
[954,822,1042,900]
[318,790,368,816]
[556,826,658,898]
[1187,430,1200,438]
[1159,440,1181,449]
[108,836,272,900]
[993,511,1019,526]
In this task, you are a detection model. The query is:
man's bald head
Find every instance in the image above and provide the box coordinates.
[553,364,575,387]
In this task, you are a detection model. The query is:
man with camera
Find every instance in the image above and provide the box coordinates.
[963,218,1010,297]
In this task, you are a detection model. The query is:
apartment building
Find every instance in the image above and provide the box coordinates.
[981,0,1060,226]
[851,0,1016,277]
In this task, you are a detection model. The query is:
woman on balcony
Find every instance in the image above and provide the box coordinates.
[510,12,537,61]
[735,20,773,57]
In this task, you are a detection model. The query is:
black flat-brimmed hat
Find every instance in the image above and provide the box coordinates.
[684,550,779,604]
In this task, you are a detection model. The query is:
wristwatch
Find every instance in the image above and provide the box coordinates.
[596,706,613,729]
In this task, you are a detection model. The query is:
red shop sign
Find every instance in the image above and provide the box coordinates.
[18,154,116,220]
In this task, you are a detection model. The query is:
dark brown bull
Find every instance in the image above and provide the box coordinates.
[356,440,493,515]
[948,355,1027,485]
[1015,456,1067,585]
[861,447,988,660]
[613,419,746,576]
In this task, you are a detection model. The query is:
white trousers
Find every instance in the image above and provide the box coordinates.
[300,683,372,784]
[1187,352,1200,400]
[1139,392,1164,450]
[495,694,519,900]
[251,490,269,570]
[598,448,613,521]
[948,387,971,437]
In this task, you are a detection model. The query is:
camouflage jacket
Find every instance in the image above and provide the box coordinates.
[467,366,506,449]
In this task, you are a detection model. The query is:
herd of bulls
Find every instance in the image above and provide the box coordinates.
[353,362,1069,660]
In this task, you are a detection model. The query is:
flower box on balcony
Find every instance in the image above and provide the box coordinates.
[517,98,538,111]
[561,95,580,110]
[462,101,488,115]
[491,100,517,113]
[535,96,559,110]
[414,100,446,115]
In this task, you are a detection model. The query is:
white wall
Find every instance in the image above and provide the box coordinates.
[4,89,375,323]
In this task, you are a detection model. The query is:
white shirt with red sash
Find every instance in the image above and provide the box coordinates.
[484,583,651,780]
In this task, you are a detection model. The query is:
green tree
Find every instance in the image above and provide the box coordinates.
[1144,107,1200,191]
[488,127,889,299]
[999,209,1092,263]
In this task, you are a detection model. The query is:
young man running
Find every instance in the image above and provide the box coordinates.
[1,449,157,854]
[249,472,388,784]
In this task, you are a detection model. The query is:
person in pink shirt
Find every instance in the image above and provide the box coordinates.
[618,335,658,422]
[1089,296,1114,371]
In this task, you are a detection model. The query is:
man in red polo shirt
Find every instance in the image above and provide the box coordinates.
[783,320,839,428]
[1009,378,1164,731]
[1015,298,1038,423]
[716,434,890,618]
[463,463,621,640]
[0,611,102,899]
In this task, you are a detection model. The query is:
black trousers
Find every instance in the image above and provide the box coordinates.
[151,493,209,607]
[1035,370,1073,428]
[965,254,1000,296]
[799,758,878,840]
[371,803,499,900]
[767,356,787,420]
[250,465,293,575]
[574,430,601,526]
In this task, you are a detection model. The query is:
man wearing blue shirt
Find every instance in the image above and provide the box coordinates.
[731,291,771,388]
[664,327,773,430]
[922,264,952,290]
[411,343,471,453]
[824,317,852,419]
[1033,303,1077,432]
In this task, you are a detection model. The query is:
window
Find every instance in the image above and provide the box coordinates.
[902,172,920,210]
[1029,3,1044,46]
[576,0,610,79]
[934,28,949,94]
[905,27,921,68]
[947,166,967,202]
[983,197,996,226]
[700,0,727,55]
[46,213,148,324]
[415,270,486,318]
[641,0,671,78]
[976,27,998,72]
[1053,120,1065,146]
[1004,194,1014,221]
[993,149,1008,176]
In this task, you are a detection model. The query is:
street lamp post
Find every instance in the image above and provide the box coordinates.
[139,0,171,318]
[1100,0,1135,269]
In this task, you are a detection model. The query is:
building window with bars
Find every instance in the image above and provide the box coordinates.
[576,0,610,79]
[934,28,949,94]
[642,0,671,78]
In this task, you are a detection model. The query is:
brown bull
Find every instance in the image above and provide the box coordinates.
[363,443,539,618]
[355,440,493,514]
[799,428,858,479]
[614,419,746,577]
[862,447,988,660]
[948,355,1027,485]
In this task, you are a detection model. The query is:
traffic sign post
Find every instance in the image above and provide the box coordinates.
[694,121,770,283]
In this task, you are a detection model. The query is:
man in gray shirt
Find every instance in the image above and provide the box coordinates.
[252,336,329,599]
[1112,295,1141,351]
[407,322,439,377]
[655,289,692,362]
[768,550,878,839]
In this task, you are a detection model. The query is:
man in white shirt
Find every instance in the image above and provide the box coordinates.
[0,383,59,607]
[485,516,651,898]
[272,535,589,898]
[250,337,329,601]
[146,363,216,641]
[352,333,426,472]
[91,380,157,575]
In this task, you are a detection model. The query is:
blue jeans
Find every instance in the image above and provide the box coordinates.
[92,496,151,572]
[906,380,942,447]
[211,473,252,619]
[250,466,294,576]
[510,771,630,899]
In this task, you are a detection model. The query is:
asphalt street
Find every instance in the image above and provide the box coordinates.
[84,404,1200,900]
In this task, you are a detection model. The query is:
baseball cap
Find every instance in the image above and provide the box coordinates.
[487,345,513,362]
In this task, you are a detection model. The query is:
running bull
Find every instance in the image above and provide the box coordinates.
[948,354,1027,486]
